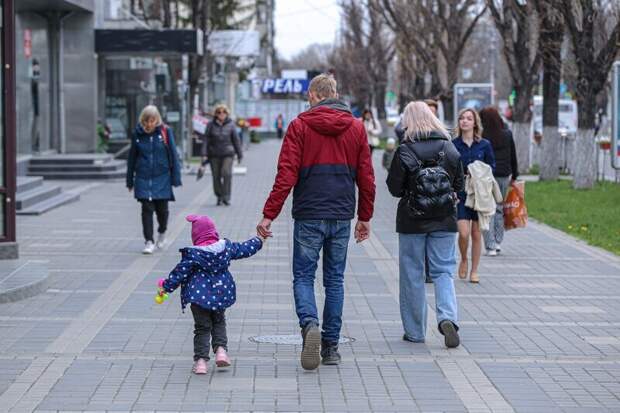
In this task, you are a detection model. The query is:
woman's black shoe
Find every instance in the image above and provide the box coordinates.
[216,198,222,206]
[222,200,230,206]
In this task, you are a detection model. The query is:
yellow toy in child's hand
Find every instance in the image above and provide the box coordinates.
[155,279,169,304]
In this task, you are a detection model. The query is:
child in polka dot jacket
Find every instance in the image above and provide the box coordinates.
[160,214,264,374]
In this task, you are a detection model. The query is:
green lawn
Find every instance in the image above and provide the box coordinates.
[525,180,620,256]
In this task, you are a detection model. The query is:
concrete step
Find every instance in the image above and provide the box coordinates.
[16,185,62,210]
[29,160,125,173]
[30,154,114,165]
[26,170,126,180]
[16,192,80,215]
[0,260,50,304]
[16,176,44,193]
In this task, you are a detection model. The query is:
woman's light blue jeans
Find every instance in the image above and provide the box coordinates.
[399,231,458,342]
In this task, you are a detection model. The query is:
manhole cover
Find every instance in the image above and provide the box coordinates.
[249,334,355,345]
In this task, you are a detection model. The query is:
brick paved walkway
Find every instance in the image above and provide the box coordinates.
[1,139,620,412]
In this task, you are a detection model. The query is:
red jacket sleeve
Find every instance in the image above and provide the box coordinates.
[356,125,376,221]
[262,120,304,220]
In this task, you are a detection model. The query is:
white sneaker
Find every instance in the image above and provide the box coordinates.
[156,232,167,249]
[142,241,155,254]
[485,249,498,257]
[496,244,502,253]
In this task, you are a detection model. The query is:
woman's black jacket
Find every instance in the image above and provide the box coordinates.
[386,132,465,234]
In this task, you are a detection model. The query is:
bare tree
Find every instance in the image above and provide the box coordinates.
[379,0,486,124]
[280,43,333,71]
[487,0,542,174]
[367,0,395,119]
[561,0,620,188]
[536,0,564,181]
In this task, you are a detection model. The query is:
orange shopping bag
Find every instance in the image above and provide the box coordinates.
[503,181,527,230]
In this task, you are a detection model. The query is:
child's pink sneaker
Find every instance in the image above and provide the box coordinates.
[192,358,208,374]
[215,347,231,367]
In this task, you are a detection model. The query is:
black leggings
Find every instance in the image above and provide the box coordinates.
[191,304,227,360]
[140,200,169,242]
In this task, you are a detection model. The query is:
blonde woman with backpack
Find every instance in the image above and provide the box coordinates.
[386,101,465,348]
[127,105,182,254]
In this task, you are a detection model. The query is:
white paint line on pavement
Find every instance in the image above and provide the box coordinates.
[540,305,605,314]
[0,357,74,412]
[51,229,93,235]
[363,234,514,413]
[70,218,110,223]
[45,187,211,355]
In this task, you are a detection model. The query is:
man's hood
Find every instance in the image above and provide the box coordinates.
[298,99,354,136]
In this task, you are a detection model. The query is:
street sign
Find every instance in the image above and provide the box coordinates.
[612,61,620,169]
[454,83,494,123]
[192,114,208,134]
[261,78,309,94]
[208,30,260,57]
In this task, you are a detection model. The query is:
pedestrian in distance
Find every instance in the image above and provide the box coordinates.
[382,137,397,170]
[256,73,376,370]
[361,108,382,154]
[275,114,285,140]
[452,108,496,283]
[158,214,265,375]
[202,104,243,206]
[479,107,519,256]
[126,105,182,255]
[386,101,464,348]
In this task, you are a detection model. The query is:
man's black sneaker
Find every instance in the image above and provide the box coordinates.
[402,334,425,343]
[300,323,321,370]
[321,345,341,365]
[222,200,230,206]
[216,198,222,206]
[439,320,460,348]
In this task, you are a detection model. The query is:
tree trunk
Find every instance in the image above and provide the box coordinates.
[572,128,596,189]
[540,126,561,179]
[512,122,531,175]
[440,94,454,128]
[375,82,387,120]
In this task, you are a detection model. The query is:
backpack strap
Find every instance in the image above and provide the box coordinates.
[160,124,169,146]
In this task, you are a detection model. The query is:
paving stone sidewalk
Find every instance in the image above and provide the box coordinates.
[1,139,619,412]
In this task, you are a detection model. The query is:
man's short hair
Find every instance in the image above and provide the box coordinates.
[424,99,439,111]
[308,73,337,100]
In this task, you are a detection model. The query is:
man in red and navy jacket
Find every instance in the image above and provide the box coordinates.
[257,74,376,370]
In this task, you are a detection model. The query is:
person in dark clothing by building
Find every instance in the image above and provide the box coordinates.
[479,107,519,256]
[387,101,464,348]
[126,105,182,254]
[201,104,242,206]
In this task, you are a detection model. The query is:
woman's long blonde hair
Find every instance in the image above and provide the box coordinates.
[401,101,449,140]
[139,105,163,128]
[454,108,483,141]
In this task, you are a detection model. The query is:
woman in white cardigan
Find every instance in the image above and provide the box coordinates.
[361,109,382,154]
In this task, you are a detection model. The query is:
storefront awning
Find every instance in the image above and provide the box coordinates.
[95,29,203,55]
[17,0,94,12]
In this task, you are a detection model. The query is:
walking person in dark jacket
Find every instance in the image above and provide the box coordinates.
[256,74,376,370]
[127,105,182,254]
[387,101,464,348]
[202,104,242,206]
[479,107,518,256]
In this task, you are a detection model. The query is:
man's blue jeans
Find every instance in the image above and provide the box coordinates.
[293,219,350,345]
[399,231,458,341]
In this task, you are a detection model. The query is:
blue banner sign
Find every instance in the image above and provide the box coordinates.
[262,78,309,94]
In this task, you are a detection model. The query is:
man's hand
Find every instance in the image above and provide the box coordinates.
[256,218,273,239]
[354,220,370,243]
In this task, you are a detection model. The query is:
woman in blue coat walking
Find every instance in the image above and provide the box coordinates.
[127,105,182,254]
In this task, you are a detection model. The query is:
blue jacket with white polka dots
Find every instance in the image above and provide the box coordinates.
[161,237,263,311]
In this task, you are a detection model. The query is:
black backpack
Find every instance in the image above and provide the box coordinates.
[402,141,455,218]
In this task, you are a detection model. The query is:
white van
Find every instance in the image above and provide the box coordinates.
[532,95,578,136]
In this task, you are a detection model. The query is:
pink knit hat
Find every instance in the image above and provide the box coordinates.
[186,214,220,246]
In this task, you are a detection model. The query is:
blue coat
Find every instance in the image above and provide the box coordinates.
[161,237,263,312]
[126,124,182,201]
